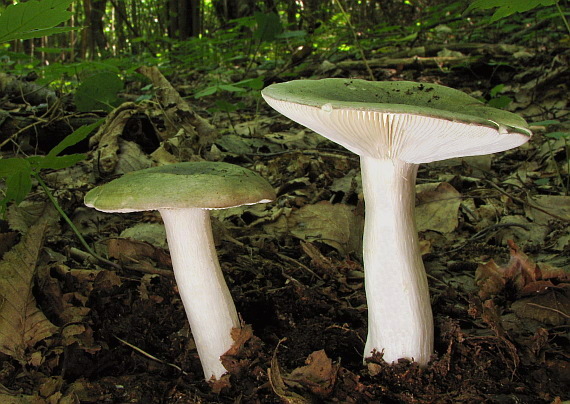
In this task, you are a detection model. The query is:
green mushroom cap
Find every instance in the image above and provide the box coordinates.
[262,79,531,163]
[85,162,276,213]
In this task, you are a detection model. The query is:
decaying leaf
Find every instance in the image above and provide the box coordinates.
[0,392,46,404]
[511,286,570,326]
[288,201,363,254]
[476,241,570,309]
[416,182,461,233]
[526,195,570,223]
[107,238,171,267]
[0,221,57,361]
[286,350,340,397]
[137,66,218,146]
[214,324,264,393]
[268,341,311,404]
[88,102,144,175]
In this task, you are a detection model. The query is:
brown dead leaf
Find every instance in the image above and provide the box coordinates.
[107,238,171,267]
[0,392,46,404]
[416,182,461,233]
[286,350,340,397]
[0,231,17,257]
[300,241,333,271]
[0,221,57,361]
[475,241,569,299]
[511,286,570,326]
[268,340,310,404]
[88,102,145,175]
[526,195,570,224]
[137,66,217,146]
[288,201,363,254]
[220,325,263,378]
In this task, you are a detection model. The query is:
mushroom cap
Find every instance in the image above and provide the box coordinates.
[262,79,531,163]
[84,162,276,213]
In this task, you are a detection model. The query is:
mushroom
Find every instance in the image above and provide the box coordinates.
[262,79,531,366]
[84,161,276,380]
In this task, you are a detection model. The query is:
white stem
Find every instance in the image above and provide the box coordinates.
[159,208,240,380]
[360,156,433,366]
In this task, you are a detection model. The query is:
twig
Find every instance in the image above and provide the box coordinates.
[276,251,323,281]
[447,222,531,254]
[114,335,187,374]
[484,180,570,222]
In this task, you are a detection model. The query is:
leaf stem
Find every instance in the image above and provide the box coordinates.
[34,173,121,270]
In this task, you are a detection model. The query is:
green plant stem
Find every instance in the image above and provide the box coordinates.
[555,1,570,35]
[564,139,570,196]
[34,173,121,270]
[546,140,569,195]
[333,0,375,81]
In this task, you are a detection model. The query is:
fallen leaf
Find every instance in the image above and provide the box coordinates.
[219,324,264,385]
[0,393,45,404]
[416,182,461,233]
[525,195,570,224]
[511,287,570,326]
[268,341,310,404]
[476,241,570,300]
[286,350,340,397]
[288,201,363,254]
[0,221,57,361]
[107,238,171,266]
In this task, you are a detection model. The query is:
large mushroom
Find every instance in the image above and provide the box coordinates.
[262,79,531,366]
[84,161,275,380]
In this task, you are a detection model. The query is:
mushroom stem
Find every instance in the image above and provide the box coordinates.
[159,208,240,380]
[360,156,433,366]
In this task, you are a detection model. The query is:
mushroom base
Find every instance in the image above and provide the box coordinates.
[360,156,434,366]
[160,208,240,380]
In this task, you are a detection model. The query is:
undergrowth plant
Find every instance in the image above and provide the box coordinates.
[465,0,570,35]
[0,0,119,268]
[0,121,120,268]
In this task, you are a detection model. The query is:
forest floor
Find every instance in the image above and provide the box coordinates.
[0,41,569,404]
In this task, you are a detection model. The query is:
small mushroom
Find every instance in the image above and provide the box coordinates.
[84,161,275,380]
[262,79,531,366]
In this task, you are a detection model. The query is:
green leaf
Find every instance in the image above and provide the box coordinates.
[194,85,218,98]
[5,168,33,205]
[0,0,75,43]
[75,72,123,112]
[11,26,79,41]
[32,154,86,171]
[218,84,247,93]
[235,77,264,90]
[488,95,512,109]
[465,0,558,22]
[215,100,238,113]
[0,158,30,178]
[533,120,560,126]
[275,30,307,39]
[490,84,505,97]
[545,131,570,139]
[253,12,283,42]
[47,120,103,158]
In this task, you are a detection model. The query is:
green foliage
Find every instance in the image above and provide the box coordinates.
[534,120,570,194]
[465,0,558,22]
[194,77,264,99]
[75,72,124,112]
[253,12,283,41]
[0,0,77,43]
[0,120,102,214]
[487,84,513,109]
